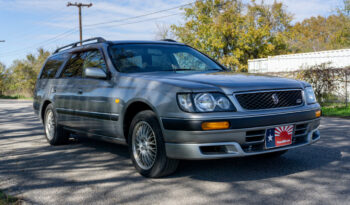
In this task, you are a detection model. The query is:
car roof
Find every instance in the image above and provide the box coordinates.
[51,39,186,57]
[109,40,185,45]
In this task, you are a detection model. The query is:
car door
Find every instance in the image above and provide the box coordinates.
[55,52,86,129]
[77,49,117,137]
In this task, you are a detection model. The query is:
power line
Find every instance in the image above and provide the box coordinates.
[84,12,181,31]
[0,1,196,57]
[0,29,78,56]
[84,0,197,28]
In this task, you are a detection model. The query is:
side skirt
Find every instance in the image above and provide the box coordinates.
[64,127,127,145]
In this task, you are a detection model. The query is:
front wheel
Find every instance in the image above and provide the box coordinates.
[128,110,179,178]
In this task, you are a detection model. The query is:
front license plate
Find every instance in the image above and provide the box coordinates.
[265,125,294,149]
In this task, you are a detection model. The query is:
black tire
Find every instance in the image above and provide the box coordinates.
[43,104,69,145]
[260,150,288,158]
[128,110,179,178]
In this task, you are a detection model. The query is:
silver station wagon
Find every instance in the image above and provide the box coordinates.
[34,37,321,177]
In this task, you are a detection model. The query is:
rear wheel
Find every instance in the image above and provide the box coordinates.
[44,104,69,145]
[128,110,179,178]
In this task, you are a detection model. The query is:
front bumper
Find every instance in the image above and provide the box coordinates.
[162,117,321,160]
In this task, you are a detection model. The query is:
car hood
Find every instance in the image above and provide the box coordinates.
[124,71,306,93]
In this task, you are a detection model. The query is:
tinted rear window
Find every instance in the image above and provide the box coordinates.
[40,54,67,79]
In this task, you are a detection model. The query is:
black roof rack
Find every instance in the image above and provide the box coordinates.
[160,39,177,42]
[54,37,106,54]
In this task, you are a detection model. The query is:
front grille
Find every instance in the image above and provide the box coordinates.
[235,90,303,110]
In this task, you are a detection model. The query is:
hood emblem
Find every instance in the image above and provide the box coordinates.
[272,94,279,105]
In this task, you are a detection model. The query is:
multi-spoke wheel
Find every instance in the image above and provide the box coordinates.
[132,121,157,170]
[128,110,179,178]
[44,104,68,145]
[45,110,55,141]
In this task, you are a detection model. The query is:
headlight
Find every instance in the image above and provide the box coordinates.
[177,93,236,112]
[305,87,317,104]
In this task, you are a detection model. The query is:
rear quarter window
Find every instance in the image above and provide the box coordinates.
[40,54,68,79]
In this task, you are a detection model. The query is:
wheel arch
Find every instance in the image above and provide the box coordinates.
[122,99,159,143]
[40,100,53,122]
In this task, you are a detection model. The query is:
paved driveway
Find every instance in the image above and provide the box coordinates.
[0,100,349,205]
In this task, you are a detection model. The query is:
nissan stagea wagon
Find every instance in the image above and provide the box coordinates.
[33,37,321,177]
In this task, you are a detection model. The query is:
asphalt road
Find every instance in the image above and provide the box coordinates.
[0,100,349,205]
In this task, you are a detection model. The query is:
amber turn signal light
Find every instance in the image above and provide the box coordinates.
[315,110,321,118]
[201,121,230,130]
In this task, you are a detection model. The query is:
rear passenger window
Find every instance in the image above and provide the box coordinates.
[40,54,67,79]
[83,50,107,73]
[61,53,84,78]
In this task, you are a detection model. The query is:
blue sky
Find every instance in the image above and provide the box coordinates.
[0,0,344,67]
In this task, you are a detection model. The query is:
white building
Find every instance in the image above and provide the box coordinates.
[248,48,350,73]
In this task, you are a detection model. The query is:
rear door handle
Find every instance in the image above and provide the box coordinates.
[78,89,83,94]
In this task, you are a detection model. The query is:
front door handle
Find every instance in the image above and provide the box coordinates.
[78,89,83,94]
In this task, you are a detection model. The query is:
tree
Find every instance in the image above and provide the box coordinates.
[154,23,174,40]
[171,0,292,71]
[289,14,350,53]
[341,0,350,16]
[0,62,6,95]
[4,48,50,97]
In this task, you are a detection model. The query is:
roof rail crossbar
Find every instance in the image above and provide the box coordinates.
[160,39,177,42]
[54,37,107,54]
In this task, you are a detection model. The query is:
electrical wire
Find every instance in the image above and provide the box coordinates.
[0,1,197,57]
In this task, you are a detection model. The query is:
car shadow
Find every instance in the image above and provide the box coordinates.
[71,135,341,183]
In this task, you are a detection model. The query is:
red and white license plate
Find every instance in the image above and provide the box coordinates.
[265,125,294,149]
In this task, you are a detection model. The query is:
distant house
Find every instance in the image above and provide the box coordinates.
[248,48,350,73]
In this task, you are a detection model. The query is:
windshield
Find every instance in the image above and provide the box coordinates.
[108,44,223,73]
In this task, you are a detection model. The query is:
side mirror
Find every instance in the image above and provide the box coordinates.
[84,67,107,79]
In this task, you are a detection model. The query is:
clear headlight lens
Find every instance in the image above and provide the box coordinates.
[177,93,235,112]
[177,94,195,112]
[194,93,216,112]
[305,87,317,104]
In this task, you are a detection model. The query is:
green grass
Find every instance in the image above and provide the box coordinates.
[0,190,20,205]
[0,95,33,100]
[321,103,350,118]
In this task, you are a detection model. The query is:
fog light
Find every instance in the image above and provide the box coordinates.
[201,121,230,130]
[315,110,321,118]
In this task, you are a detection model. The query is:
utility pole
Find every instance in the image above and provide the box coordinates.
[67,2,92,45]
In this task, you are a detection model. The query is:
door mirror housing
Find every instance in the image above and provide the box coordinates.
[84,67,107,79]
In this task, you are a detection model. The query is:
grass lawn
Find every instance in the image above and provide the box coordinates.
[0,95,33,100]
[321,103,350,118]
[0,190,20,205]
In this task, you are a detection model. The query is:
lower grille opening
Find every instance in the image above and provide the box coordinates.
[245,129,265,145]
[295,129,306,135]
[241,144,265,152]
[296,124,307,129]
[312,130,320,140]
[293,135,308,144]
[200,145,227,155]
[246,136,264,142]
[246,130,265,136]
